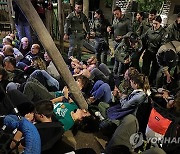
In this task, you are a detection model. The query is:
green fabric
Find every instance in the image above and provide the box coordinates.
[53,102,78,131]
[54,91,64,97]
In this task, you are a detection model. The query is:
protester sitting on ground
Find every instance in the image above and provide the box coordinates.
[34,99,99,153]
[29,69,60,92]
[97,73,150,128]
[44,51,60,80]
[2,44,24,63]
[22,77,55,102]
[3,56,26,84]
[34,100,65,152]
[76,64,111,83]
[17,44,43,70]
[19,37,31,56]
[50,86,99,132]
[7,91,63,153]
[2,37,23,62]
[68,56,111,84]
[87,80,112,105]
[0,67,9,91]
[75,74,93,99]
[24,56,47,76]
[1,45,15,58]
[86,56,98,71]
[114,67,139,100]
[8,33,20,49]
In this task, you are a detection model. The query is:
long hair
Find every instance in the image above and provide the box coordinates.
[72,109,100,135]
[127,67,139,80]
[131,73,150,93]
[31,56,46,70]
[95,9,105,20]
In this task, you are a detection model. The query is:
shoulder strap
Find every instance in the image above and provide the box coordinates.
[169,41,177,52]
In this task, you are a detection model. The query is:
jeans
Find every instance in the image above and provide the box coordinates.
[15,21,32,44]
[113,60,123,76]
[90,68,109,83]
[90,80,111,103]
[98,63,111,77]
[23,77,54,102]
[94,37,109,65]
[30,70,59,91]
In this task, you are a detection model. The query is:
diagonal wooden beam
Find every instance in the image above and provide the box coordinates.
[14,0,88,109]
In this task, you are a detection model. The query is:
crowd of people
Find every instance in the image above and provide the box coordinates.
[0,0,180,154]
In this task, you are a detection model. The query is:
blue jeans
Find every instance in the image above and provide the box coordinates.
[113,60,123,76]
[90,80,111,103]
[15,21,32,44]
[30,70,59,91]
[94,37,109,65]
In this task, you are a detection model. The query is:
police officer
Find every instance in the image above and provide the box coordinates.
[114,32,142,73]
[132,12,144,33]
[64,1,90,61]
[107,6,131,76]
[91,9,110,65]
[137,9,157,36]
[141,16,166,85]
[166,12,180,42]
[156,41,180,91]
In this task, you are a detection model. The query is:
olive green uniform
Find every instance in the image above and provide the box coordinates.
[137,19,152,36]
[166,21,180,42]
[64,11,90,60]
[141,26,166,84]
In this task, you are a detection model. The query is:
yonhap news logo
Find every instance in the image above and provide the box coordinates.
[130,132,144,148]
[147,137,180,145]
[130,132,180,148]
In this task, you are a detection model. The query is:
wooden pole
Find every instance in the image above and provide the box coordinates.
[14,0,88,109]
[58,0,64,52]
